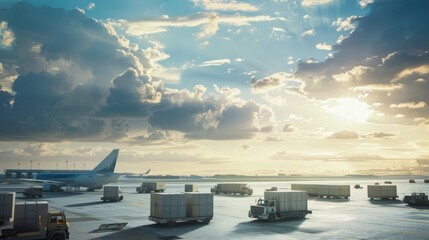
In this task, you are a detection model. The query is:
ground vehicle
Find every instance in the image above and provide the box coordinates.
[211,183,253,196]
[368,185,398,200]
[249,191,312,222]
[1,212,70,240]
[42,184,64,192]
[354,184,362,189]
[136,182,165,193]
[101,186,123,202]
[384,181,392,184]
[403,193,429,206]
[23,187,43,198]
[409,179,415,183]
[265,187,278,191]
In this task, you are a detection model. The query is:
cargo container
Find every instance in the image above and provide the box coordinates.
[409,179,415,183]
[101,186,123,202]
[23,187,43,198]
[425,179,429,183]
[136,182,165,193]
[2,201,69,240]
[0,192,15,225]
[249,191,312,222]
[149,193,213,226]
[367,185,398,200]
[211,183,253,196]
[184,184,199,192]
[291,184,350,198]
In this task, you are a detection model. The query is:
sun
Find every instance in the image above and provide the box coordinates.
[323,98,374,123]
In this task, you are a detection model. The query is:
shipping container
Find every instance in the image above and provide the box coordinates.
[0,192,15,225]
[185,193,213,217]
[185,184,199,192]
[291,184,350,198]
[137,182,165,193]
[425,179,429,183]
[14,201,49,233]
[367,185,398,200]
[101,186,123,202]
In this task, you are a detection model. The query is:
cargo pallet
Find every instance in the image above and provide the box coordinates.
[148,216,212,226]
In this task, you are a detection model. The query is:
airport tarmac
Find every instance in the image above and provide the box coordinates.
[1,179,429,239]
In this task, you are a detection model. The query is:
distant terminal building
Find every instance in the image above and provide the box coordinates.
[278,173,286,177]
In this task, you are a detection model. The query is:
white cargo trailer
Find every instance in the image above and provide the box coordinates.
[136,182,165,193]
[367,185,398,200]
[249,191,312,222]
[0,192,15,225]
[149,193,213,226]
[211,183,253,195]
[101,186,123,202]
[291,184,350,198]
[185,184,199,192]
[14,201,49,233]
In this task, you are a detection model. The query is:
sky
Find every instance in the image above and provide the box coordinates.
[0,0,428,176]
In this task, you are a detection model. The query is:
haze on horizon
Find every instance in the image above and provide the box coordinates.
[0,0,428,176]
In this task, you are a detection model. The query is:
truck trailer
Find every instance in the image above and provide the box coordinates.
[249,191,312,222]
[211,183,253,196]
[23,187,43,198]
[149,193,213,226]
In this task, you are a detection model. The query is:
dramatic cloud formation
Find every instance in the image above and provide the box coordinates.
[296,0,429,125]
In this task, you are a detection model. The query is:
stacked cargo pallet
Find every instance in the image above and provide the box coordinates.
[0,192,15,224]
[14,201,48,233]
[291,184,350,198]
[150,193,186,219]
[367,185,398,200]
[149,193,213,224]
[185,184,199,192]
[265,191,308,212]
[186,193,213,217]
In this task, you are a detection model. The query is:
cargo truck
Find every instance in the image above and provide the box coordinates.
[249,191,312,222]
[211,183,253,196]
[101,186,123,202]
[403,193,429,206]
[409,179,415,183]
[148,193,213,226]
[23,187,43,198]
[136,182,165,193]
[42,184,64,192]
[1,201,69,240]
[291,184,350,198]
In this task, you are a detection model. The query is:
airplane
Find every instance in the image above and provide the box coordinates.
[34,149,120,191]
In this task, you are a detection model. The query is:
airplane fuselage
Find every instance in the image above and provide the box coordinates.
[35,172,120,189]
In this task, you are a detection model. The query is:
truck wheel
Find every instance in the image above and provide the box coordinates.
[268,214,275,222]
[203,218,211,224]
[51,235,65,240]
[167,221,176,227]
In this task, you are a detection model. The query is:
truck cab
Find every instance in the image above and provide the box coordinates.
[47,212,70,240]
[249,199,277,222]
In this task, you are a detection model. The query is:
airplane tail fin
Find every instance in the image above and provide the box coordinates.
[144,169,151,175]
[93,149,119,173]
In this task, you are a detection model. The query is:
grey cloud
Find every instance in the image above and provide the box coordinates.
[328,130,395,140]
[361,132,395,139]
[283,124,297,132]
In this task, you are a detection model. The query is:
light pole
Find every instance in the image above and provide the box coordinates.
[73,163,76,170]
[18,162,20,169]
[84,163,86,169]
[30,160,33,170]
[38,163,40,170]
[66,161,68,170]
[56,163,58,169]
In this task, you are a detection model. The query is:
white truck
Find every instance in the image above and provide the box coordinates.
[249,191,312,222]
[101,186,123,202]
[136,182,165,193]
[211,183,253,196]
